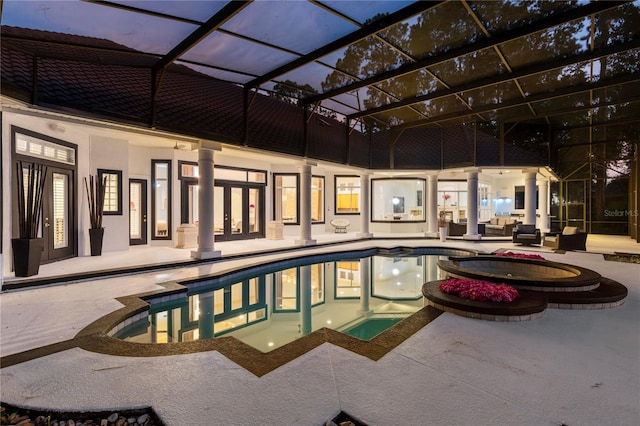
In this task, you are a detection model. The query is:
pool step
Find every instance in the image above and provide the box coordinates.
[422,276,627,321]
[544,277,628,308]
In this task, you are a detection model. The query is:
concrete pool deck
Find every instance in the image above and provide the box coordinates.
[1,233,639,425]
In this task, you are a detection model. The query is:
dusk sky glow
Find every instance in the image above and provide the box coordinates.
[1,0,412,114]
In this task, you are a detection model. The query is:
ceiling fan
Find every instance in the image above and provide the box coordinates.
[173,141,185,150]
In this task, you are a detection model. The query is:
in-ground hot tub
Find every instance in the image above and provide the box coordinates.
[437,255,602,292]
[423,254,627,321]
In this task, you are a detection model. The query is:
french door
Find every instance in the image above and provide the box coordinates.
[42,166,75,262]
[14,162,75,263]
[214,184,264,241]
[129,179,148,245]
[181,180,264,241]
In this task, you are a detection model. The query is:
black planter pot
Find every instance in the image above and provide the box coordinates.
[89,227,105,256]
[11,238,44,277]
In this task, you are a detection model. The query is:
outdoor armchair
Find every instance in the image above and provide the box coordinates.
[543,226,587,251]
[512,224,541,245]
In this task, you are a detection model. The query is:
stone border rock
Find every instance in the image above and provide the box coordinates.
[0,404,162,426]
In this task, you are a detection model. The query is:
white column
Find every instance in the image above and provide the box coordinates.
[357,172,373,238]
[464,169,481,240]
[198,292,214,339]
[299,265,312,335]
[295,161,316,246]
[426,173,438,236]
[358,257,371,314]
[524,169,537,225]
[539,179,549,232]
[191,143,221,260]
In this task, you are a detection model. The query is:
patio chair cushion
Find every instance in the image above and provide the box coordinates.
[562,226,580,235]
[516,224,536,234]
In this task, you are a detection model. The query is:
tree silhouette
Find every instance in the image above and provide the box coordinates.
[270,79,336,119]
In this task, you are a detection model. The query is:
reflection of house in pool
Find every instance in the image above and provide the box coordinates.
[112,248,474,352]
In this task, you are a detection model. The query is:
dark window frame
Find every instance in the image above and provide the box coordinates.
[272,265,326,313]
[370,177,426,223]
[97,168,122,215]
[515,185,539,209]
[334,260,361,300]
[273,173,299,225]
[178,160,267,184]
[151,159,172,241]
[178,160,198,180]
[334,175,361,216]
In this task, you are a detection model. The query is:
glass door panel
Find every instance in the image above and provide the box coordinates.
[152,161,171,240]
[52,172,68,249]
[129,179,147,245]
[231,187,243,235]
[189,184,199,225]
[43,167,74,262]
[249,188,260,233]
[130,183,141,240]
[214,186,224,236]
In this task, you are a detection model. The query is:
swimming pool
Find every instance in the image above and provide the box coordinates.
[113,247,474,352]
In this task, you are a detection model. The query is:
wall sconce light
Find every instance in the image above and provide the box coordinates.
[49,123,66,133]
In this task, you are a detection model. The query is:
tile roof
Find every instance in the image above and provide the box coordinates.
[1,26,546,169]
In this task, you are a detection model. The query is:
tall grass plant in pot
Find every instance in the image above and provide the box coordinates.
[84,175,107,256]
[12,161,47,277]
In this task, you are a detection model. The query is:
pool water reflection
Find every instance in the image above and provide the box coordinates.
[115,253,448,352]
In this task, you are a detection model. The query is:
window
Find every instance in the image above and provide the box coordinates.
[178,161,267,183]
[273,264,325,312]
[274,173,298,224]
[311,263,324,305]
[151,160,171,240]
[371,256,424,300]
[438,181,468,223]
[371,178,425,221]
[515,185,539,209]
[186,277,267,338]
[274,268,298,311]
[312,175,324,223]
[335,261,361,299]
[179,161,198,178]
[479,183,492,221]
[15,131,75,165]
[335,175,360,214]
[97,169,122,215]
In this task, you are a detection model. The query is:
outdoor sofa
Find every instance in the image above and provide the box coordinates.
[484,216,520,236]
